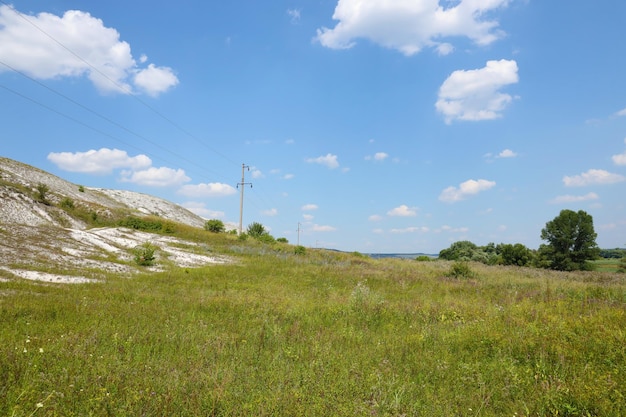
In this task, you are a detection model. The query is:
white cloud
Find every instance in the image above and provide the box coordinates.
[262,208,278,216]
[613,139,626,165]
[368,214,383,221]
[178,182,237,198]
[133,64,179,97]
[0,5,178,96]
[563,169,625,187]
[47,148,151,174]
[302,214,314,221]
[366,152,389,162]
[497,149,517,158]
[287,8,301,24]
[438,225,470,233]
[615,108,626,117]
[436,59,519,123]
[315,0,510,56]
[311,224,336,232]
[387,205,417,217]
[301,204,319,211]
[181,202,224,219]
[120,166,190,187]
[306,153,339,169]
[390,226,429,234]
[251,168,264,179]
[549,192,599,205]
[439,179,496,203]
[283,174,295,180]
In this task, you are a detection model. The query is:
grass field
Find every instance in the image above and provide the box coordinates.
[2,233,625,416]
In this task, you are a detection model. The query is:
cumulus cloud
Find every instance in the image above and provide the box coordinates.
[181,202,225,219]
[497,149,517,158]
[436,59,519,123]
[439,179,496,203]
[306,153,340,169]
[315,0,510,56]
[613,139,626,165]
[365,152,389,161]
[47,148,151,174]
[549,192,599,205]
[178,182,237,198]
[390,226,429,234]
[262,208,278,216]
[563,169,625,187]
[311,224,336,232]
[0,5,178,96]
[387,205,417,217]
[120,167,190,187]
[301,204,319,211]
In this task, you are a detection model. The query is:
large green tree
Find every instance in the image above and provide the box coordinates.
[539,209,599,270]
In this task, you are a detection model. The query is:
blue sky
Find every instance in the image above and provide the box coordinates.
[1,0,625,254]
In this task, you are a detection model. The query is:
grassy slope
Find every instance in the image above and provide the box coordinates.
[1,233,625,416]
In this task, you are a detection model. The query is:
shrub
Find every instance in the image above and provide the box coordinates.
[133,242,157,266]
[246,222,267,238]
[276,237,288,243]
[78,185,85,192]
[59,197,75,210]
[35,183,50,205]
[294,245,306,255]
[204,219,225,233]
[416,255,431,262]
[446,262,476,279]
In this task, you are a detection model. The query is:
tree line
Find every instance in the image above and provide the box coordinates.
[439,209,625,272]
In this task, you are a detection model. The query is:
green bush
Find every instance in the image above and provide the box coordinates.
[446,262,476,279]
[276,237,288,243]
[133,242,157,266]
[35,183,50,205]
[416,255,431,262]
[294,245,306,255]
[59,197,75,210]
[204,219,225,233]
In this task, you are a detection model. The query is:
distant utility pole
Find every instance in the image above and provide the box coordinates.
[297,222,301,246]
[237,163,252,235]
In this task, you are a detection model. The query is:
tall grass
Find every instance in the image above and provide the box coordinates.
[1,242,625,416]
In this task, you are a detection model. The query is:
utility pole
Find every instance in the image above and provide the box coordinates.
[237,163,252,235]
[297,222,301,246]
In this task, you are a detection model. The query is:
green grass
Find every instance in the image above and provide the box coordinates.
[1,237,625,416]
[592,258,623,273]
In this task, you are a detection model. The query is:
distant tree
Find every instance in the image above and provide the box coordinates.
[540,209,600,271]
[619,257,626,273]
[276,237,288,243]
[246,222,267,238]
[499,243,533,267]
[439,241,483,262]
[204,219,225,233]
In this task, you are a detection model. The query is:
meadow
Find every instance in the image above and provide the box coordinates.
[1,232,625,416]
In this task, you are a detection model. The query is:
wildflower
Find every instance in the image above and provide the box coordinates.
[36,403,44,408]
[39,348,44,353]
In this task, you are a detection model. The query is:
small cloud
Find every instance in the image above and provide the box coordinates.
[549,192,599,204]
[287,8,301,24]
[133,64,179,97]
[563,169,625,187]
[302,214,314,221]
[47,148,151,174]
[283,173,295,180]
[368,214,383,222]
[262,208,278,216]
[181,202,224,219]
[285,139,295,144]
[365,152,389,162]
[306,153,339,169]
[390,226,429,234]
[613,139,626,165]
[439,179,496,203]
[120,166,190,187]
[497,149,517,158]
[387,205,417,217]
[251,168,264,179]
[311,224,336,232]
[615,108,626,117]
[436,60,519,124]
[178,182,237,198]
[301,204,318,211]
[436,43,454,56]
[437,225,469,233]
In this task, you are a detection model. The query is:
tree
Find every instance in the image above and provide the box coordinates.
[540,209,600,271]
[499,243,533,267]
[246,222,267,238]
[204,219,225,233]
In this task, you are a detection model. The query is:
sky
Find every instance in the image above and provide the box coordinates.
[1,0,625,254]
